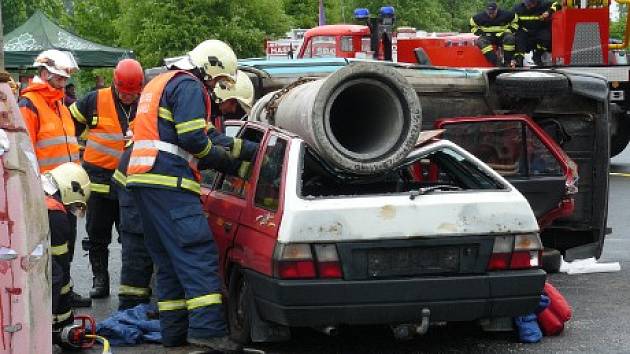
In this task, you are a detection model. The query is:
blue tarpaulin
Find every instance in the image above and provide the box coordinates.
[96,304,161,346]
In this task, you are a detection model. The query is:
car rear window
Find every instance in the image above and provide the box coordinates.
[300,145,504,198]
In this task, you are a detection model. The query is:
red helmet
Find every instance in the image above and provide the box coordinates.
[114,59,144,95]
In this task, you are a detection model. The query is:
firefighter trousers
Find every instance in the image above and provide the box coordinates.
[117,185,153,310]
[50,210,73,330]
[515,29,551,65]
[85,193,120,274]
[131,187,226,346]
[475,33,516,66]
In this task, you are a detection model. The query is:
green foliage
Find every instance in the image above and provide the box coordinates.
[65,0,121,46]
[2,0,66,33]
[117,0,291,67]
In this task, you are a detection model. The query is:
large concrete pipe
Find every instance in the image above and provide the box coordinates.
[250,63,422,174]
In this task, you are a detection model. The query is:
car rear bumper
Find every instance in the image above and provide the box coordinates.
[244,269,546,327]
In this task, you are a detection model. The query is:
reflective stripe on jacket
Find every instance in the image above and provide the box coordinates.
[126,71,209,194]
[470,9,518,36]
[83,88,125,170]
[21,91,80,173]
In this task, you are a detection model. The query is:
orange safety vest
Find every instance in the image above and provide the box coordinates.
[83,88,125,170]
[127,71,208,183]
[45,195,66,213]
[22,92,80,173]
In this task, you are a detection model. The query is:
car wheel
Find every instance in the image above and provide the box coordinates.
[228,267,252,344]
[542,247,562,274]
[495,72,569,99]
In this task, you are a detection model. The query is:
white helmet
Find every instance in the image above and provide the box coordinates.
[33,49,78,78]
[45,162,91,206]
[214,71,254,113]
[188,40,238,83]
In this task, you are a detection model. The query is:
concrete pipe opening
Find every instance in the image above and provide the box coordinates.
[325,78,404,161]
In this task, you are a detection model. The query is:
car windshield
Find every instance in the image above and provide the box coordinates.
[300,143,504,198]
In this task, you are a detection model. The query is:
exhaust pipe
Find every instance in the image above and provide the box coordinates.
[315,325,339,336]
[250,63,422,175]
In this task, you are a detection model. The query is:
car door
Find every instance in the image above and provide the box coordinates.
[201,123,265,276]
[436,116,573,223]
[238,133,290,275]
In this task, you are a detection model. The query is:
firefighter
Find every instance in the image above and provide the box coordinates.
[513,0,561,66]
[213,70,254,123]
[470,2,518,67]
[126,39,257,351]
[69,59,144,299]
[18,50,91,308]
[43,163,91,342]
[113,69,256,312]
[113,143,154,310]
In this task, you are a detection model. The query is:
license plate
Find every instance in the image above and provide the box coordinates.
[367,246,460,277]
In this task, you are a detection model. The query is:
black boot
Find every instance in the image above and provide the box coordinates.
[69,290,92,307]
[89,251,110,298]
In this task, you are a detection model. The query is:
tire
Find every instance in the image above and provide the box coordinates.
[610,105,630,157]
[542,247,562,274]
[227,267,252,344]
[495,72,569,99]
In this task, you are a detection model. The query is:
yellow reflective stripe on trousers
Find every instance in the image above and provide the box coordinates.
[91,183,111,194]
[186,293,222,310]
[113,169,127,186]
[51,242,69,256]
[61,281,71,295]
[479,25,509,33]
[230,138,243,159]
[53,310,73,324]
[119,284,151,297]
[481,45,494,54]
[159,107,174,122]
[503,44,516,51]
[193,140,212,159]
[175,119,207,135]
[126,173,201,194]
[69,103,87,124]
[158,299,187,311]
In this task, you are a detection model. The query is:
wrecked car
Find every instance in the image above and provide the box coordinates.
[237,59,609,264]
[201,120,545,344]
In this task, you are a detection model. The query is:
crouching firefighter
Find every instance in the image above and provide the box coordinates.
[126,39,258,352]
[470,2,518,67]
[43,163,91,343]
[513,0,561,66]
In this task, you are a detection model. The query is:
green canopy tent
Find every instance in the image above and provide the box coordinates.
[3,10,133,68]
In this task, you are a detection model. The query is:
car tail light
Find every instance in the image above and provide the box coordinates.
[275,244,316,279]
[314,244,343,279]
[487,234,542,271]
[274,243,343,279]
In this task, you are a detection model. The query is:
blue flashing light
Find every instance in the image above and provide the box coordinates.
[379,6,395,17]
[354,8,370,20]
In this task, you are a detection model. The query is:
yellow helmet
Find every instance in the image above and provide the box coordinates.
[188,40,238,83]
[47,162,91,206]
[214,71,254,113]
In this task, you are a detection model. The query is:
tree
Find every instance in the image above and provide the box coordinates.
[64,0,121,46]
[284,0,342,28]
[117,0,291,67]
[1,0,66,34]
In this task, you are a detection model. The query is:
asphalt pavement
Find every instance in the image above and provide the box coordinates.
[70,146,630,354]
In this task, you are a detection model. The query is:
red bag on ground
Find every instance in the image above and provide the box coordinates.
[538,282,573,336]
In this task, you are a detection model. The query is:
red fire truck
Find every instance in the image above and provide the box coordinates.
[291,1,630,156]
